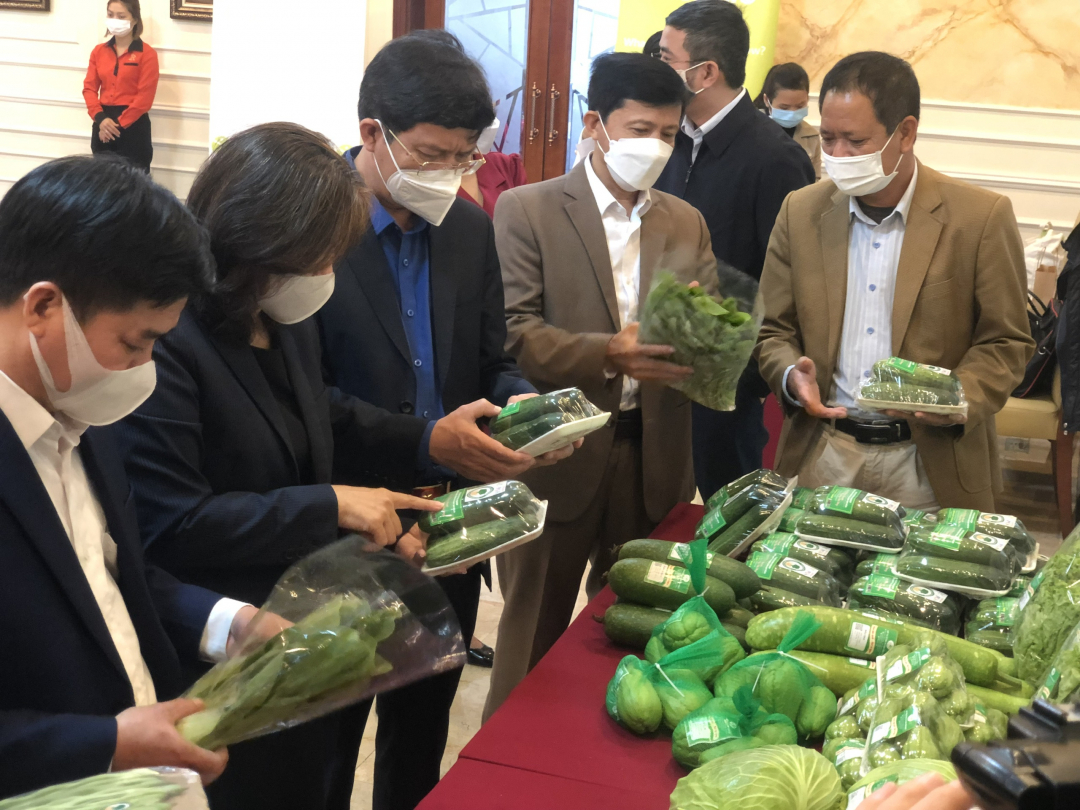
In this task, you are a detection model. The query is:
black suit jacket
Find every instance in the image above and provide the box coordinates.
[317,198,534,431]
[0,413,220,798]
[655,93,815,281]
[111,309,428,606]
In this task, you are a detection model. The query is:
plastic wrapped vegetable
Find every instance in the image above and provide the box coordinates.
[855,553,900,579]
[0,769,208,810]
[1033,616,1080,703]
[809,486,907,534]
[1013,524,1080,684]
[935,508,1037,559]
[749,584,830,613]
[825,737,867,789]
[706,495,786,557]
[752,533,855,586]
[704,469,788,513]
[488,387,608,455]
[845,759,957,810]
[645,597,746,686]
[672,688,797,769]
[178,537,465,750]
[895,549,1013,597]
[696,484,784,543]
[963,703,1009,743]
[790,486,818,511]
[856,357,967,417]
[616,538,762,600]
[637,268,762,412]
[795,513,905,553]
[905,524,1022,577]
[965,598,1019,655]
[847,575,963,635]
[778,507,808,534]
[606,655,663,735]
[669,745,844,810]
[745,552,843,608]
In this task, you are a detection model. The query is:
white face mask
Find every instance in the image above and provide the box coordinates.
[822,127,906,197]
[29,296,157,427]
[476,119,500,154]
[106,18,133,36]
[573,137,596,166]
[374,121,461,227]
[258,272,336,325]
[675,63,706,95]
[597,120,673,192]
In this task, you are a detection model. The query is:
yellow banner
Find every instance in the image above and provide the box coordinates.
[614,0,780,98]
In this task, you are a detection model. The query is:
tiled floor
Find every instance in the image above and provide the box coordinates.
[348,464,1070,808]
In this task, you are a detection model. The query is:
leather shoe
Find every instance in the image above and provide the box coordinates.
[467,643,494,668]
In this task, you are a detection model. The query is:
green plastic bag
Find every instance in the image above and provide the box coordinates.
[606,654,663,735]
[672,687,797,769]
[713,610,838,738]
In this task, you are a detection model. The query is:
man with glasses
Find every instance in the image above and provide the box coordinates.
[316,34,575,810]
[655,0,815,502]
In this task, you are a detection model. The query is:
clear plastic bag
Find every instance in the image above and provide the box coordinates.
[847,575,963,635]
[703,469,788,513]
[705,494,788,557]
[856,357,968,417]
[855,552,901,579]
[0,768,209,810]
[637,266,762,412]
[934,509,1038,567]
[905,525,1022,578]
[417,480,547,573]
[488,387,608,456]
[965,597,1019,655]
[895,549,1014,597]
[808,486,907,534]
[178,536,465,750]
[745,552,844,607]
[752,533,855,587]
[1033,616,1080,703]
[695,484,785,543]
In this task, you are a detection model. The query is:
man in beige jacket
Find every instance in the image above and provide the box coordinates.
[485,53,718,718]
[756,52,1034,511]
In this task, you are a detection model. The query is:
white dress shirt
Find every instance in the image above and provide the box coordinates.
[681,87,747,164]
[0,370,245,706]
[585,153,652,411]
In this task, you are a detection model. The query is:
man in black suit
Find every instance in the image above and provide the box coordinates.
[316,36,573,810]
[0,156,248,797]
[655,0,815,500]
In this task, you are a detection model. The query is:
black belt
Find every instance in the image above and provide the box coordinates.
[834,417,911,445]
[615,408,643,439]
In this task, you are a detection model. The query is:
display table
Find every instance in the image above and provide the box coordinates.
[417,502,705,809]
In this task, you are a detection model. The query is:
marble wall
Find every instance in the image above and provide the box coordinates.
[776,0,1080,110]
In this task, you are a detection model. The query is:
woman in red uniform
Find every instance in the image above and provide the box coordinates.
[82,1,159,172]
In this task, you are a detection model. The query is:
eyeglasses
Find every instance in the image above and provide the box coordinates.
[388,129,485,177]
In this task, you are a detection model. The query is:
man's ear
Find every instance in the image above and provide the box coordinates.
[22,282,63,337]
[697,61,725,92]
[898,115,919,152]
[582,110,602,142]
[359,118,382,151]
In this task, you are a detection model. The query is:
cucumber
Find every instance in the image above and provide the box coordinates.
[419,480,538,537]
[869,357,961,393]
[790,487,817,511]
[796,513,905,551]
[896,552,1013,593]
[752,533,854,584]
[608,558,736,615]
[935,509,1037,558]
[749,585,827,613]
[859,382,961,407]
[855,553,900,579]
[616,538,761,599]
[847,574,963,635]
[906,526,1021,574]
[745,552,843,607]
[966,684,1030,716]
[707,498,783,556]
[965,627,1014,655]
[810,486,906,533]
[704,469,788,512]
[720,606,755,629]
[966,597,1019,632]
[489,388,590,434]
[723,623,748,650]
[603,603,671,648]
[781,650,880,697]
[492,412,573,450]
[425,515,533,567]
[849,606,934,631]
[696,484,781,542]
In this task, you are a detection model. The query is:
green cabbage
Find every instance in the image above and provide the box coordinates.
[669,745,844,810]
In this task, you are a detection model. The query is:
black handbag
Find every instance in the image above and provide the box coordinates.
[1012,291,1059,398]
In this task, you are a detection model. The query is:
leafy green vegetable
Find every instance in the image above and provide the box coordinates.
[638,272,760,412]
[1014,524,1080,683]
[0,769,194,810]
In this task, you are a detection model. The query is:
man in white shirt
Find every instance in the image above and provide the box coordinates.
[756,53,1033,510]
[0,156,265,797]
[485,53,719,717]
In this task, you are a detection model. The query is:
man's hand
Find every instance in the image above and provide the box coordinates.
[787,357,847,419]
[882,409,968,427]
[605,323,693,383]
[857,773,975,810]
[114,699,229,785]
[430,400,534,482]
[99,118,121,142]
[533,437,583,467]
[394,523,428,568]
[226,606,292,658]
[332,486,443,547]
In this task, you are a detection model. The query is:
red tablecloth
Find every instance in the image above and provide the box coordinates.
[418,503,705,809]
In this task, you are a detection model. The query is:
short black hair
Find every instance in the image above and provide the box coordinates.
[643,31,662,58]
[588,52,690,121]
[404,28,465,52]
[665,0,749,89]
[358,35,494,136]
[820,52,921,131]
[0,155,212,318]
[754,62,810,110]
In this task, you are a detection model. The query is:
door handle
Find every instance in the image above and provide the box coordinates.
[528,83,542,143]
[547,85,561,146]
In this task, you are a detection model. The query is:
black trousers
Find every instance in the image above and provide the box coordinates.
[91,104,153,172]
[691,376,769,502]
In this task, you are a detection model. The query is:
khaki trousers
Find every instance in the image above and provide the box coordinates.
[483,430,654,721]
[797,424,940,511]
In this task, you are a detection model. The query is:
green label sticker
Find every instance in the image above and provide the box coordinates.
[903,509,927,526]
[497,401,522,418]
[868,553,899,576]
[870,705,921,745]
[426,489,466,527]
[862,575,900,599]
[793,539,830,559]
[761,533,797,555]
[668,543,715,567]
[644,562,691,594]
[1036,667,1061,701]
[904,584,948,604]
[684,715,740,746]
[938,508,979,530]
[992,598,1019,627]
[824,486,862,514]
[1019,569,1046,611]
[746,552,781,580]
[863,493,901,513]
[698,508,728,538]
[846,622,897,656]
[927,524,968,551]
[778,557,820,579]
[884,647,933,683]
[834,741,865,766]
[970,531,1009,552]
[885,357,919,374]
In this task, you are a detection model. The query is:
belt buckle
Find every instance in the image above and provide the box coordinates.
[856,421,902,445]
[412,482,451,500]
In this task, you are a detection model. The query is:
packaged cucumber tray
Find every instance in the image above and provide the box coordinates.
[855,357,968,418]
[794,486,908,553]
[489,388,610,457]
[419,481,548,574]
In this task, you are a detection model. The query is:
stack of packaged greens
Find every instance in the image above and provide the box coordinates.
[847,575,962,635]
[794,486,908,552]
[694,469,791,557]
[0,769,207,810]
[637,268,762,412]
[894,523,1020,597]
[856,357,968,417]
[934,508,1038,565]
[743,550,844,608]
[965,597,1019,655]
[750,533,855,588]
[488,387,608,455]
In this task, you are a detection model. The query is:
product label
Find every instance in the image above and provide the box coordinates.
[981,513,1019,529]
[793,539,830,559]
[926,524,968,551]
[971,704,988,726]
[426,489,467,527]
[746,552,781,580]
[884,647,933,683]
[846,622,898,656]
[992,598,1019,628]
[970,532,1009,552]
[839,679,878,715]
[778,557,821,579]
[862,575,900,599]
[1036,667,1061,701]
[870,705,920,744]
[884,358,919,374]
[904,584,949,604]
[863,493,901,514]
[1018,569,1046,611]
[848,657,877,669]
[903,509,927,526]
[644,562,691,594]
[868,554,899,576]
[761,533,797,555]
[698,508,728,538]
[668,544,715,567]
[834,742,865,766]
[824,486,862,514]
[497,401,522,418]
[684,715,741,746]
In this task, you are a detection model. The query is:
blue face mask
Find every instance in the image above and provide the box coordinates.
[770,106,809,128]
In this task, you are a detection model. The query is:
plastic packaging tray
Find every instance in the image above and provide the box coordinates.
[422,501,548,575]
[855,396,968,417]
[795,526,908,554]
[516,413,611,457]
[893,567,1012,599]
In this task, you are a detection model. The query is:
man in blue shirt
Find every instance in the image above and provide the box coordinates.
[316,34,574,810]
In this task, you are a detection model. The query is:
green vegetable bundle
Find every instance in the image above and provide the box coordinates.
[488,387,604,451]
[745,552,844,607]
[796,514,905,553]
[823,736,867,788]
[965,597,1020,655]
[695,484,782,543]
[616,539,762,599]
[847,575,962,635]
[935,509,1037,559]
[855,553,900,579]
[807,486,907,535]
[905,524,1022,577]
[963,703,1009,743]
[857,357,967,416]
[637,271,761,412]
[644,594,747,686]
[1034,616,1080,703]
[672,687,797,769]
[895,549,1014,596]
[846,759,957,809]
[0,769,203,810]
[704,468,788,513]
[706,496,786,556]
[751,533,855,587]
